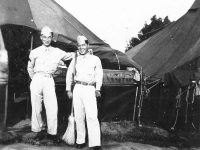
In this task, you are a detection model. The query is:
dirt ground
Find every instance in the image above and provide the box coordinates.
[1,120,200,150]
[0,141,179,150]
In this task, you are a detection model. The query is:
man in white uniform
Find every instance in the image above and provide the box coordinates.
[27,26,74,143]
[66,36,103,150]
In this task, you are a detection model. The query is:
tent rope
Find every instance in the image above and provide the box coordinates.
[175,84,195,99]
[145,79,161,95]
[170,88,181,131]
[191,87,196,133]
[146,79,161,85]
[170,84,196,131]
[185,85,190,124]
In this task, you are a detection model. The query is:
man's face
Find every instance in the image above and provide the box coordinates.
[77,40,89,55]
[40,32,52,47]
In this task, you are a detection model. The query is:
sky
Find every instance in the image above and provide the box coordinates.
[55,0,195,52]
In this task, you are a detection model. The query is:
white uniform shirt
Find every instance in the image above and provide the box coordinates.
[27,45,74,79]
[66,52,103,91]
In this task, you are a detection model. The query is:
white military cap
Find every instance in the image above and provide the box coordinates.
[41,26,53,35]
[77,35,88,44]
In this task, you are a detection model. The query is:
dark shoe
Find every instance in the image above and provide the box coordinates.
[47,134,61,143]
[93,146,102,150]
[34,131,43,141]
[75,143,86,149]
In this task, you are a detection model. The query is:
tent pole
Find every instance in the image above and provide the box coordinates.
[138,68,143,127]
[30,34,33,50]
[133,86,138,122]
[3,84,8,130]
[26,34,33,119]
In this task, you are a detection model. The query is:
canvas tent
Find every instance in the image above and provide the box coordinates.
[125,0,200,131]
[126,0,200,87]
[0,0,137,67]
[0,0,140,130]
[0,0,138,69]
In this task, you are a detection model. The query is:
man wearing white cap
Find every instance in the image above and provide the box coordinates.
[27,26,74,143]
[66,35,103,150]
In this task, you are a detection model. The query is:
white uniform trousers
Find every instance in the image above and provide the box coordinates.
[73,84,101,147]
[30,74,58,135]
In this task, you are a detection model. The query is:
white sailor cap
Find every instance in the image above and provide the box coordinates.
[41,26,53,35]
[77,35,88,44]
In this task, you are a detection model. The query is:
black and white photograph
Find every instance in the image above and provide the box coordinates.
[0,0,199,149]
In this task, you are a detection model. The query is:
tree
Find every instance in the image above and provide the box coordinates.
[125,15,171,52]
[126,37,140,50]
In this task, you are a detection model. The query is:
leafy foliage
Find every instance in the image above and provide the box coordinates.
[125,15,171,52]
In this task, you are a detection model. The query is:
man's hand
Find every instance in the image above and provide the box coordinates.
[67,91,73,99]
[95,90,101,97]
